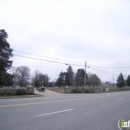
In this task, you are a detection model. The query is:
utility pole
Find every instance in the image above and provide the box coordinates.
[84,61,87,88]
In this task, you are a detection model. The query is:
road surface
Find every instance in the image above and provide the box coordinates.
[0,91,130,130]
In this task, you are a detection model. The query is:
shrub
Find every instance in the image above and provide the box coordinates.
[0,91,14,96]
[0,91,4,96]
[77,90,83,93]
[16,89,26,95]
[71,89,83,93]
[6,91,14,95]
[85,90,91,93]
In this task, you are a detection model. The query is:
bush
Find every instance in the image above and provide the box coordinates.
[71,89,83,93]
[16,89,26,95]
[0,91,14,96]
[6,91,13,95]
[85,90,91,93]
[0,91,4,96]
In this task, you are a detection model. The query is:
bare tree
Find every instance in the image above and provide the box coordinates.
[31,70,50,87]
[87,73,101,86]
[15,66,30,87]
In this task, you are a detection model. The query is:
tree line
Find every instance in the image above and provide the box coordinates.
[9,67,50,87]
[55,65,101,87]
[8,65,101,88]
[0,29,130,88]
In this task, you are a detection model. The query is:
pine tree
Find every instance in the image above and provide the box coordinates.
[56,72,65,87]
[65,65,74,87]
[75,69,85,87]
[127,75,130,87]
[116,73,125,88]
[0,29,13,86]
[0,29,13,72]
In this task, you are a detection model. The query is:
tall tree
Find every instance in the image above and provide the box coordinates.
[127,75,130,86]
[15,66,30,87]
[0,73,13,87]
[0,29,13,86]
[56,72,65,87]
[116,73,125,88]
[75,69,87,87]
[65,65,74,87]
[0,29,13,72]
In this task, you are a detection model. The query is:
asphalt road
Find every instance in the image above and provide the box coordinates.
[0,91,130,130]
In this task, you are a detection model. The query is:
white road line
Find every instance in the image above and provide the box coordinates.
[37,109,74,117]
[117,98,125,101]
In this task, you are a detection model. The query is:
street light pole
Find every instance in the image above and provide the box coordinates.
[84,61,87,88]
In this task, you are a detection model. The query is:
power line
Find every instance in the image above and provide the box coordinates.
[89,64,130,69]
[89,67,116,75]
[14,50,83,64]
[13,54,84,67]
[14,50,130,69]
[13,54,118,76]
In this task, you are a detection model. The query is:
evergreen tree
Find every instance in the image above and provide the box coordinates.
[127,75,130,87]
[0,29,13,86]
[56,72,65,87]
[116,73,125,88]
[75,69,86,87]
[0,29,13,72]
[65,65,74,87]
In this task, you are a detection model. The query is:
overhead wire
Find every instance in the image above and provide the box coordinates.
[14,50,130,69]
[14,50,83,64]
[13,54,118,76]
[13,50,129,77]
[13,54,84,67]
[89,66,118,76]
[88,64,130,69]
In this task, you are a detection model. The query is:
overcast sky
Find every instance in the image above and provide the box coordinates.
[0,0,130,83]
